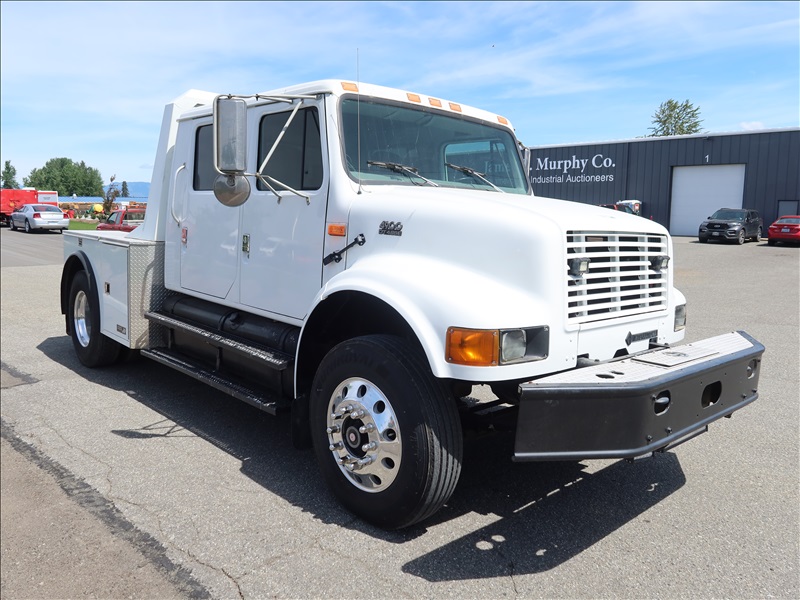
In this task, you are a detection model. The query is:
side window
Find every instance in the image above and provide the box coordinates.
[108,212,120,225]
[193,124,215,191]
[257,107,323,191]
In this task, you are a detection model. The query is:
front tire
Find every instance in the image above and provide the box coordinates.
[310,335,462,529]
[736,229,745,245]
[68,271,121,367]
[10,219,17,231]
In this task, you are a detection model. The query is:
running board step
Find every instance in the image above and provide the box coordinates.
[144,311,291,370]
[141,347,288,415]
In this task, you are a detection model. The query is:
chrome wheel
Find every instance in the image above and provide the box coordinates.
[325,377,401,492]
[311,335,462,528]
[73,289,91,348]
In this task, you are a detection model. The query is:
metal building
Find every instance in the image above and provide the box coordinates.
[526,128,800,236]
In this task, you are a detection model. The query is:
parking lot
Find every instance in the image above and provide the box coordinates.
[1,226,798,599]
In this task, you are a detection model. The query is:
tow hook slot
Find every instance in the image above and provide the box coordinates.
[701,381,722,408]
[653,390,671,415]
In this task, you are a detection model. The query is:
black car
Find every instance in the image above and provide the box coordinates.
[698,208,762,244]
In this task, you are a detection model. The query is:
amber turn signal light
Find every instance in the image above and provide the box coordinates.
[445,328,499,366]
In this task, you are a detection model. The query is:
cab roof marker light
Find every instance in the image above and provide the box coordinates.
[429,98,442,108]
[407,93,421,103]
[497,116,509,125]
[341,82,358,92]
[449,102,462,112]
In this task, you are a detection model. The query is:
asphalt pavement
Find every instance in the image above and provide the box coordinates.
[1,226,798,599]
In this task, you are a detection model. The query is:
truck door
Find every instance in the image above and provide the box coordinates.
[239,100,329,319]
[178,121,240,299]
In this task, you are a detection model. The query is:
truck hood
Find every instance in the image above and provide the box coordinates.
[350,185,667,238]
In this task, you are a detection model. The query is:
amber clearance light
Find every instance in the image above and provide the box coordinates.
[446,327,499,366]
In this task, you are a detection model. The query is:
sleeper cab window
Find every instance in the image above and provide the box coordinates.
[193,124,215,191]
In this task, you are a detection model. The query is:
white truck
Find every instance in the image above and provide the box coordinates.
[60,81,764,529]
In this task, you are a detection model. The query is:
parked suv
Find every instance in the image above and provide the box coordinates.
[698,208,762,244]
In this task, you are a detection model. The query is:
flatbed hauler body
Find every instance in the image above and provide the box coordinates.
[61,81,764,529]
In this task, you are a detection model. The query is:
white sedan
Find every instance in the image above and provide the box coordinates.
[10,204,70,233]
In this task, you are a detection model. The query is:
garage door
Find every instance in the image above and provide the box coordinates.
[669,165,746,236]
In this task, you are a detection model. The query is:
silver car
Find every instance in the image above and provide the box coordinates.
[10,204,70,233]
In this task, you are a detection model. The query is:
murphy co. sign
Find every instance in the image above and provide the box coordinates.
[531,154,617,184]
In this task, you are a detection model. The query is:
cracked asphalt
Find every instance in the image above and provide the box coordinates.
[1,226,798,599]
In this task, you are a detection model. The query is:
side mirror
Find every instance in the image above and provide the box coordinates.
[213,96,250,206]
[214,96,247,173]
[521,146,531,177]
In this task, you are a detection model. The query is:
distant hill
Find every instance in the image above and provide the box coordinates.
[103,181,150,199]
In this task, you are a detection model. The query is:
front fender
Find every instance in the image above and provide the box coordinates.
[308,253,559,381]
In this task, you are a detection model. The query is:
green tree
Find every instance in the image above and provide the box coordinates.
[121,180,130,197]
[102,175,120,215]
[648,99,703,137]
[23,157,104,196]
[2,160,20,189]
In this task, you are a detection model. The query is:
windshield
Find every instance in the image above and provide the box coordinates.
[340,97,528,194]
[710,209,746,220]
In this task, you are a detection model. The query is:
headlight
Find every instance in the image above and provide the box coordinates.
[500,330,527,363]
[446,326,549,366]
[674,304,687,331]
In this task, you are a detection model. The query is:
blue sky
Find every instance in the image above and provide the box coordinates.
[1,1,798,186]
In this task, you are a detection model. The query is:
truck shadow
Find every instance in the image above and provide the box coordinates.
[38,335,686,576]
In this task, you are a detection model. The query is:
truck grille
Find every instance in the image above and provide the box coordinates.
[566,231,669,324]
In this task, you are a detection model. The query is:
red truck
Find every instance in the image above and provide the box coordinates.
[96,206,147,232]
[1,189,59,226]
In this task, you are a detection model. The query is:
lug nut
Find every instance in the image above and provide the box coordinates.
[362,441,378,452]
[326,425,341,434]
[359,423,375,434]
[329,442,344,451]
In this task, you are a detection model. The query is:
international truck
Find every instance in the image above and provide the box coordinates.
[60,81,764,529]
[1,188,58,226]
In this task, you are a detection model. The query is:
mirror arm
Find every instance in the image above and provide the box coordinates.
[256,100,304,175]
[257,173,310,205]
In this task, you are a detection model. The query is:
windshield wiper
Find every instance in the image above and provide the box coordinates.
[446,163,504,193]
[367,161,439,187]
